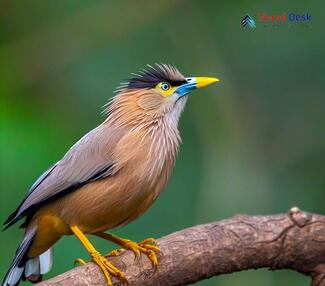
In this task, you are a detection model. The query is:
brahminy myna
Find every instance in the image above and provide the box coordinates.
[2,64,219,286]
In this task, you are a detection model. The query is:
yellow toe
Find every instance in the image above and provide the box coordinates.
[74,258,87,266]
[91,251,128,286]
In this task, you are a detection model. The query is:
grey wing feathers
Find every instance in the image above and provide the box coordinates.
[27,163,58,196]
[4,124,125,228]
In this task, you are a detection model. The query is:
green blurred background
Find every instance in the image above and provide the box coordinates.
[1,1,324,285]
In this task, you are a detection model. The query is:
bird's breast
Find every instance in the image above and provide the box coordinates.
[109,126,180,227]
[114,122,180,187]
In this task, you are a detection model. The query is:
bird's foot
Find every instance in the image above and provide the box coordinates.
[70,226,128,285]
[107,237,160,271]
[91,251,128,286]
[74,252,128,286]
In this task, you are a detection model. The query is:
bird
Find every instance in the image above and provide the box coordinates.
[2,64,219,286]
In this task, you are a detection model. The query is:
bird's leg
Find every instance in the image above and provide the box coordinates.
[70,226,128,286]
[94,232,160,271]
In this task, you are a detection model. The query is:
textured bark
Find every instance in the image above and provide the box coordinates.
[37,207,325,286]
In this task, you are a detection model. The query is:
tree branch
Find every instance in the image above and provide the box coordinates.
[37,207,325,286]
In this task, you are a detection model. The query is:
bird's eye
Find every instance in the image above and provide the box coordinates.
[160,82,170,91]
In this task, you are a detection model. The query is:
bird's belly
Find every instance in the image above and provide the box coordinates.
[55,174,164,233]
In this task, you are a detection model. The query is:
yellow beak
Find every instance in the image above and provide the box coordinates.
[176,76,220,97]
[195,77,220,88]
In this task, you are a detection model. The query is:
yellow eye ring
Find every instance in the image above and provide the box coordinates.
[160,82,170,91]
[155,82,175,97]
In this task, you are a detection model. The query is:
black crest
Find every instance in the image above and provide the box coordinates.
[125,64,186,89]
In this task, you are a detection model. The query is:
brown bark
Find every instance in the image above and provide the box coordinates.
[37,207,325,286]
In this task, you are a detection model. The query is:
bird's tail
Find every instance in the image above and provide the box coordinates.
[2,227,53,286]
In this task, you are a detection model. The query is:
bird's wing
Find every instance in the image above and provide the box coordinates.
[4,124,125,228]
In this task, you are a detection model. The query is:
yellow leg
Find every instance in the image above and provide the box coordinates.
[94,232,160,271]
[70,226,128,286]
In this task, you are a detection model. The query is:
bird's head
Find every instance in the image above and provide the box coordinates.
[106,64,219,127]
